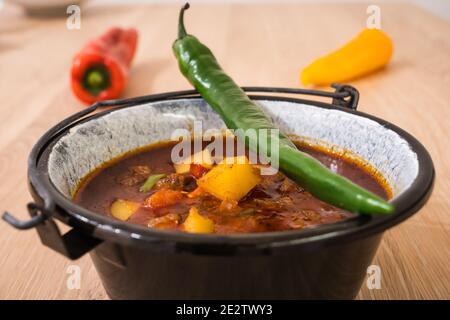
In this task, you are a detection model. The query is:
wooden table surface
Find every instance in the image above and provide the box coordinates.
[0,2,448,300]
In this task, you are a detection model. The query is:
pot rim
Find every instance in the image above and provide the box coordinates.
[27,89,435,252]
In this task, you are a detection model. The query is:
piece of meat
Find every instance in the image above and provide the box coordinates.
[116,165,151,186]
[257,172,285,189]
[252,196,293,212]
[148,213,180,230]
[279,177,303,193]
[274,213,306,229]
[213,216,264,233]
[156,173,197,192]
[301,210,322,222]
[219,199,239,213]
[242,186,271,200]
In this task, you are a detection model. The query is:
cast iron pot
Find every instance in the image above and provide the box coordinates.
[3,85,434,299]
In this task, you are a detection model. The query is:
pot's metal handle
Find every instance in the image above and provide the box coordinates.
[36,84,360,145]
[2,203,101,260]
[3,203,47,229]
[93,84,360,110]
[331,84,359,110]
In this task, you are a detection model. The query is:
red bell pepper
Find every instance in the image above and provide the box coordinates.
[71,27,138,104]
[189,164,209,179]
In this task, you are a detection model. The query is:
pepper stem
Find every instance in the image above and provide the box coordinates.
[86,70,104,88]
[178,3,190,39]
[82,65,110,96]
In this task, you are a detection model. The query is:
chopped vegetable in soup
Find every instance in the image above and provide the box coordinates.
[74,139,390,234]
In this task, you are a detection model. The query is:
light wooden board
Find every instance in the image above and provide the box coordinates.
[0,2,448,300]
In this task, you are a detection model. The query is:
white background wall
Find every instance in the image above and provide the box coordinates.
[1,0,450,22]
[412,0,450,21]
[93,0,450,22]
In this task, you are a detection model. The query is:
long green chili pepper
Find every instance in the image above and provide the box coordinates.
[172,3,394,215]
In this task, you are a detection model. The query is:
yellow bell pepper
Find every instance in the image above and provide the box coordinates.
[301,28,393,86]
[183,207,214,233]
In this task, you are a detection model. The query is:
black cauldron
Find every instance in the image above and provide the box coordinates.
[3,86,434,299]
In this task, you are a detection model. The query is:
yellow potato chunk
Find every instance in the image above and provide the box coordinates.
[197,156,261,201]
[110,199,140,221]
[183,207,214,234]
[173,163,191,174]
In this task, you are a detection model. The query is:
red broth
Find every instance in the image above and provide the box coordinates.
[74,140,390,234]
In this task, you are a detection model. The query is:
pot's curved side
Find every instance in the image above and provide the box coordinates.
[90,233,382,299]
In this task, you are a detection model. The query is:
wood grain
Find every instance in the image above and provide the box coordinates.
[0,2,448,300]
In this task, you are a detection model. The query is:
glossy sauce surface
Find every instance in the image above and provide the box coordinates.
[74,141,389,234]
